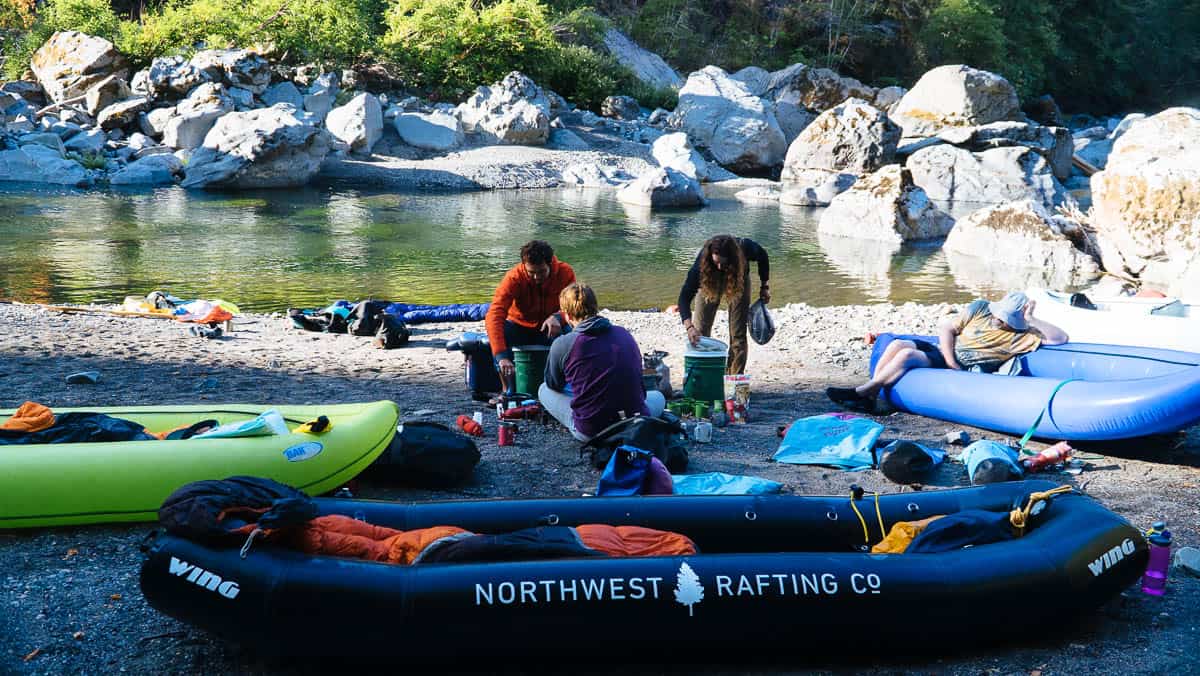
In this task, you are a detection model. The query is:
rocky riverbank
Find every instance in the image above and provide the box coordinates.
[3,30,1197,296]
[0,300,1197,673]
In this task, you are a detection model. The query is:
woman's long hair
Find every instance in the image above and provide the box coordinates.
[698,235,746,302]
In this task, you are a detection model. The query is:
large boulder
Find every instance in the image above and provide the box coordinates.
[140,106,176,138]
[765,63,878,113]
[96,97,150,130]
[1090,108,1200,294]
[394,111,464,151]
[84,74,131,116]
[890,65,1022,138]
[131,56,212,100]
[189,49,271,94]
[162,83,234,149]
[456,72,551,145]
[616,167,705,208]
[108,153,184,185]
[1073,136,1113,170]
[652,132,708,181]
[818,165,954,243]
[669,66,787,172]
[562,162,633,188]
[325,92,383,154]
[0,144,91,186]
[18,132,66,155]
[780,99,899,206]
[30,31,128,104]
[601,95,641,121]
[943,199,1102,289]
[181,106,330,189]
[63,128,106,154]
[936,121,1073,180]
[600,29,683,91]
[303,72,339,124]
[907,144,1064,220]
[262,81,304,109]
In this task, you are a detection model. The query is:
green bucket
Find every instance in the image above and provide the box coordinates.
[682,354,727,403]
[513,345,551,396]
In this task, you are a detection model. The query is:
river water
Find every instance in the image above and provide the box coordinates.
[0,184,1000,312]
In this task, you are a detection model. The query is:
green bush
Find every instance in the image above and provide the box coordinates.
[917,0,1006,74]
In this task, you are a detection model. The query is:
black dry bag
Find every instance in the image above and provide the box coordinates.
[749,299,776,345]
[373,314,411,349]
[369,421,480,487]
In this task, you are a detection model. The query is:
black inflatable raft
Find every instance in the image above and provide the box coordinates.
[140,481,1145,658]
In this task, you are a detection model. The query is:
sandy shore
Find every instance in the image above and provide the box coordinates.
[0,300,1197,674]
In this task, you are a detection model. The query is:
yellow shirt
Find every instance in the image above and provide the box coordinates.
[953,300,1043,370]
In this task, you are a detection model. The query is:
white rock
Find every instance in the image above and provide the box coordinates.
[181,107,330,189]
[872,86,907,114]
[652,132,708,181]
[818,165,953,243]
[1090,107,1200,295]
[943,199,1102,289]
[1109,113,1146,141]
[303,91,335,123]
[891,65,1022,138]
[262,82,304,109]
[96,97,150,130]
[109,153,183,185]
[456,72,551,145]
[616,167,705,208]
[140,106,176,138]
[394,111,464,151]
[1074,136,1113,170]
[735,186,781,203]
[63,128,106,154]
[600,29,683,90]
[84,74,130,116]
[325,93,383,154]
[765,63,877,113]
[31,31,128,103]
[907,144,1064,220]
[189,49,271,94]
[18,132,66,155]
[782,98,899,178]
[601,95,641,120]
[132,56,212,99]
[938,121,1073,180]
[669,66,786,172]
[548,128,590,151]
[779,169,858,207]
[162,83,234,150]
[731,66,772,96]
[561,162,632,188]
[0,144,91,186]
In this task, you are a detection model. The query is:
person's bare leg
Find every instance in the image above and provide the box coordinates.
[857,348,932,397]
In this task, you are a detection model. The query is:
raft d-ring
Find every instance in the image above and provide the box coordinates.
[907,502,920,514]
[826,509,839,521]
[744,510,757,521]
[546,514,560,525]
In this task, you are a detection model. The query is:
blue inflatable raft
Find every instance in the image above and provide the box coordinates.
[869,333,1200,440]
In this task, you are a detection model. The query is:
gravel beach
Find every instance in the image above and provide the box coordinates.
[1,300,1197,674]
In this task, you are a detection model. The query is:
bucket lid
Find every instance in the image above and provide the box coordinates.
[512,344,550,352]
[683,336,728,359]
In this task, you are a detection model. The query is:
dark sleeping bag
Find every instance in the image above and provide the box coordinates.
[0,412,156,445]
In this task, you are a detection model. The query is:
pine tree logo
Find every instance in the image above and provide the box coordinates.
[673,561,704,617]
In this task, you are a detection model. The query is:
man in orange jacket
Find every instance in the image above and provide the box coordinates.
[486,240,576,393]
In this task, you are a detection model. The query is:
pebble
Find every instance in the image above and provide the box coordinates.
[945,430,970,445]
[1175,546,1200,576]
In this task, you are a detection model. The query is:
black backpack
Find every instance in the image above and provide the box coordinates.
[349,300,391,336]
[373,313,411,349]
[368,421,480,487]
[580,414,689,473]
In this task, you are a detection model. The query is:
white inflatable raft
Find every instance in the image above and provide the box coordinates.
[1027,288,1200,353]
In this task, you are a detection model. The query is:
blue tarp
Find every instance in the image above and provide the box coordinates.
[772,413,883,470]
[670,472,784,495]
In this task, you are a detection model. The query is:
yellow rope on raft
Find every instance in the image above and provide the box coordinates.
[1009,485,1073,535]
[849,489,886,545]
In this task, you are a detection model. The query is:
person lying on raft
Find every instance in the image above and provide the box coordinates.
[486,239,576,394]
[539,283,666,441]
[827,291,1069,413]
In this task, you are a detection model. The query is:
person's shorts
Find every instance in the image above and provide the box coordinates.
[911,339,948,369]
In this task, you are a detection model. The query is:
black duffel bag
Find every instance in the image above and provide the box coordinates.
[368,421,480,487]
[580,414,689,473]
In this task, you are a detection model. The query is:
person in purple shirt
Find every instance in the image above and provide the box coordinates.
[539,283,666,441]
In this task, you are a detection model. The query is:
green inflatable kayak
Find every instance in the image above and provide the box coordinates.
[0,401,399,528]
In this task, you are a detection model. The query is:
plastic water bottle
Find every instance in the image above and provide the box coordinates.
[1142,522,1172,596]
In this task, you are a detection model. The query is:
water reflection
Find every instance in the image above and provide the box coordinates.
[0,184,994,312]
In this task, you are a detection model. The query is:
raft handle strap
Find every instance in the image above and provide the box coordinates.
[1018,379,1079,455]
[240,528,264,559]
[848,486,887,545]
[1009,486,1073,535]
